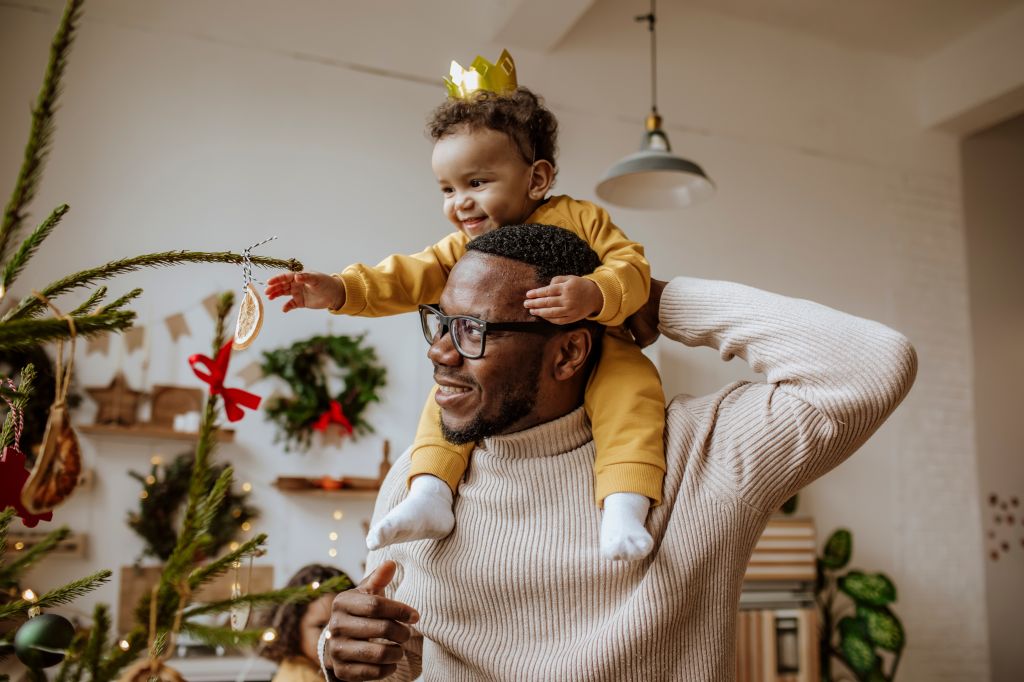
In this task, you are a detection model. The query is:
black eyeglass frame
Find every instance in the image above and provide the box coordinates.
[418,303,562,359]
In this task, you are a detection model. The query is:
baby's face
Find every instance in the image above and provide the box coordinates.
[431,126,536,238]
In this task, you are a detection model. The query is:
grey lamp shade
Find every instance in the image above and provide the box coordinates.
[596,127,715,210]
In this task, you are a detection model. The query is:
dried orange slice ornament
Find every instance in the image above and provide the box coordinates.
[233,282,264,350]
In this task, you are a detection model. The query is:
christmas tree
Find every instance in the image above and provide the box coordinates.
[1,1,352,679]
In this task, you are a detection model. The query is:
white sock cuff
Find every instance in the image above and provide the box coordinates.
[409,474,453,502]
[603,492,651,517]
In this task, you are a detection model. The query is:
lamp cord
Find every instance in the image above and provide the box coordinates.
[636,0,657,115]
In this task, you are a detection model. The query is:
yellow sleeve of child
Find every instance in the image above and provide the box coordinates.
[530,197,651,327]
[331,231,470,317]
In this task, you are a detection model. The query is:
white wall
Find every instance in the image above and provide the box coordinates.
[963,113,1024,682]
[0,1,991,678]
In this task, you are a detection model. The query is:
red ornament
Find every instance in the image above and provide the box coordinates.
[0,447,53,528]
[189,341,262,422]
[312,400,353,435]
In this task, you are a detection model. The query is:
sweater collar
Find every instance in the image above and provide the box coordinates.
[478,406,591,459]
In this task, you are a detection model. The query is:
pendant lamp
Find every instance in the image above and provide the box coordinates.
[596,0,714,209]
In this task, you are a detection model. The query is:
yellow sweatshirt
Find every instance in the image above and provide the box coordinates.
[332,195,665,504]
[333,195,649,326]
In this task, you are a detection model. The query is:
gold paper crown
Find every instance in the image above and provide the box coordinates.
[444,49,518,99]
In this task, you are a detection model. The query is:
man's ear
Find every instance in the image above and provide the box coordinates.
[551,327,592,381]
[528,160,556,200]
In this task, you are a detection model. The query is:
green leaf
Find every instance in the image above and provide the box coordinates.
[839,571,897,606]
[838,618,878,677]
[857,604,905,652]
[821,528,852,570]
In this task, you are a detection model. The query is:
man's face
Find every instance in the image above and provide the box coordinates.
[429,253,549,443]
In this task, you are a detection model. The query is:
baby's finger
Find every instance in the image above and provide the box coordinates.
[524,296,563,310]
[525,284,561,299]
[282,298,301,313]
[528,306,568,320]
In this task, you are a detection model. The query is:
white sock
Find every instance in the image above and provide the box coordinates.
[600,492,654,562]
[366,475,455,550]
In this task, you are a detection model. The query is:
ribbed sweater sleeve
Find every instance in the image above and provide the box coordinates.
[657,276,918,512]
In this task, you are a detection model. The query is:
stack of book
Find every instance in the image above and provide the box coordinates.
[737,517,819,682]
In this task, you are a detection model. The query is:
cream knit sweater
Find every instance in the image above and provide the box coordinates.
[325,277,917,681]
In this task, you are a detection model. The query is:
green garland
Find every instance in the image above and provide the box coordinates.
[260,334,387,452]
[126,452,258,562]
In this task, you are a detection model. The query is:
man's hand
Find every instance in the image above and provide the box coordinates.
[264,271,345,312]
[625,278,667,348]
[325,561,419,681]
[524,275,603,324]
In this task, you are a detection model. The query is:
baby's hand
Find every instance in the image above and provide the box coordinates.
[524,275,602,324]
[264,271,345,313]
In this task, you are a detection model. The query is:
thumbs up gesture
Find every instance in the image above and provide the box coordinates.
[323,561,420,681]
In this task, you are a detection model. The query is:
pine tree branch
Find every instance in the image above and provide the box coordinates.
[100,287,142,312]
[0,0,84,264]
[0,310,135,350]
[70,285,107,315]
[185,574,352,619]
[0,508,15,558]
[2,251,301,321]
[178,623,264,649]
[0,569,110,620]
[97,626,146,682]
[187,535,267,590]
[1,526,70,580]
[1,204,68,294]
[83,603,111,682]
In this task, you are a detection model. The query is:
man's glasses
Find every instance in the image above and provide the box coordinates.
[418,304,561,359]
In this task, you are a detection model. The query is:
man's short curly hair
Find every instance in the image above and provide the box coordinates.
[466,223,601,286]
[427,87,558,173]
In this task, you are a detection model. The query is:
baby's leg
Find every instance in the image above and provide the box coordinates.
[587,329,667,561]
[365,387,472,549]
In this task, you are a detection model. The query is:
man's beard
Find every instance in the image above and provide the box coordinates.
[438,350,542,445]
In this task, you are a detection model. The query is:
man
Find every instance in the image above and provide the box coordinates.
[321,224,917,681]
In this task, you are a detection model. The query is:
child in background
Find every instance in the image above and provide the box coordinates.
[258,564,351,682]
[265,52,666,562]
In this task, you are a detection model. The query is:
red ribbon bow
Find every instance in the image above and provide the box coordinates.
[313,400,353,434]
[189,341,262,422]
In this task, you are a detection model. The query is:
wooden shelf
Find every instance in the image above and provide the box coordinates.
[272,476,380,498]
[77,423,235,443]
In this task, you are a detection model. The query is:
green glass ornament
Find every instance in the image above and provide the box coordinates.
[13,613,75,669]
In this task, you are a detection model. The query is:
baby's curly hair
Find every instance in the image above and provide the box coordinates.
[427,87,558,174]
[258,564,351,663]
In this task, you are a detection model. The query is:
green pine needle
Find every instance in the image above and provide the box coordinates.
[69,285,107,316]
[100,287,142,312]
[0,569,110,620]
[187,534,267,590]
[0,0,84,264]
[1,204,69,292]
[1,526,70,581]
[179,623,264,649]
[0,310,135,350]
[2,250,300,321]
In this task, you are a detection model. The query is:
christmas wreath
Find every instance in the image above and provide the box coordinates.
[260,334,387,452]
[127,452,258,562]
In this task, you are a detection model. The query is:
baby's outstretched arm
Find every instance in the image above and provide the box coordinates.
[265,271,345,313]
[524,275,603,324]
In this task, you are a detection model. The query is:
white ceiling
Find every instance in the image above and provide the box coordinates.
[671,0,1024,58]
